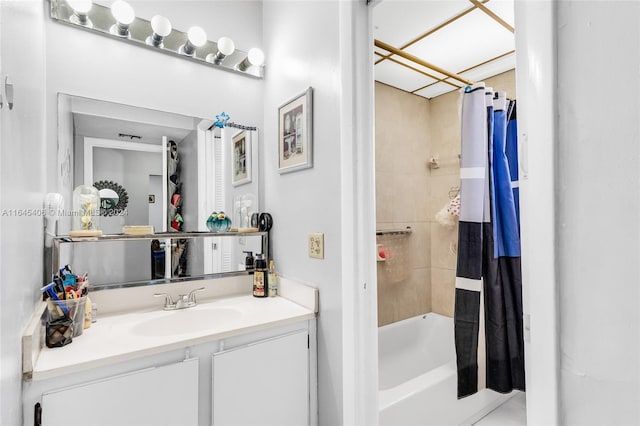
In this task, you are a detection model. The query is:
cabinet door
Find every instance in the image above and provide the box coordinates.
[212,330,309,426]
[41,358,198,426]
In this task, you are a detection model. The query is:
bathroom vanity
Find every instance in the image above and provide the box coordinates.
[24,234,318,426]
[23,283,318,426]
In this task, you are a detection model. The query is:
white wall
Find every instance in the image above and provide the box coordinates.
[263,1,378,424]
[0,1,46,425]
[262,2,344,424]
[93,147,126,233]
[148,175,163,231]
[555,2,640,424]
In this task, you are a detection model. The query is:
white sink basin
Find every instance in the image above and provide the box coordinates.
[130,307,243,337]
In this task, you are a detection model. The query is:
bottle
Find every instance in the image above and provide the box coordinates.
[268,260,277,297]
[91,302,98,323]
[252,254,267,298]
[84,296,92,329]
[243,251,255,274]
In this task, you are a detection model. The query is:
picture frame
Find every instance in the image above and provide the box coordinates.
[231,130,251,186]
[278,87,313,173]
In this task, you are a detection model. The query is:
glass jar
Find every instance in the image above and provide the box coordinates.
[72,185,100,232]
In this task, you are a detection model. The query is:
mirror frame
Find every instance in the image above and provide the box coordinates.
[93,180,129,216]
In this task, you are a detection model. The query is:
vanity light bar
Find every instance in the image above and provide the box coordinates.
[49,0,265,79]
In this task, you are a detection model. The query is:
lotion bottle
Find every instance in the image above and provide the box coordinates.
[268,260,277,297]
[253,254,267,297]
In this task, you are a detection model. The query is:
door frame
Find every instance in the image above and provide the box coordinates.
[351,1,559,425]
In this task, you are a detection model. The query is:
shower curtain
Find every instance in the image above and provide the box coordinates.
[506,102,520,229]
[454,83,525,398]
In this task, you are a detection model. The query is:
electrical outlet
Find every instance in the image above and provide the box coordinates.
[308,233,324,259]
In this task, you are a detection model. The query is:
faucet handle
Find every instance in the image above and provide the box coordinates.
[154,293,175,309]
[188,287,206,304]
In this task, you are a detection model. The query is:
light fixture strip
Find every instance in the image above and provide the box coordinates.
[49,0,264,79]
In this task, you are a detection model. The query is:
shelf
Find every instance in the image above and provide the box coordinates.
[375,226,412,236]
[49,231,270,291]
[55,230,268,243]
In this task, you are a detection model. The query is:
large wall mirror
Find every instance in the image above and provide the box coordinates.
[53,94,263,288]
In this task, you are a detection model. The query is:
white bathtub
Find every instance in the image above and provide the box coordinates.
[378,313,517,425]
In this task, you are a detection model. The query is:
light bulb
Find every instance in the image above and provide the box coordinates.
[180,26,207,56]
[217,37,235,56]
[111,0,134,25]
[67,0,92,26]
[187,26,207,47]
[68,0,92,14]
[151,15,172,37]
[109,0,134,37]
[237,47,265,71]
[206,36,235,64]
[247,48,265,66]
[146,15,172,47]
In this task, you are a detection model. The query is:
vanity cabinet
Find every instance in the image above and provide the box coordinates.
[39,359,199,426]
[212,330,309,426]
[24,319,316,426]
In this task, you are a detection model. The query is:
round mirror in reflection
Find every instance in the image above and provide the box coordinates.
[99,188,119,209]
[93,180,129,216]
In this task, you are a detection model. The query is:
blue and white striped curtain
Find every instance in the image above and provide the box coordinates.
[454,83,525,398]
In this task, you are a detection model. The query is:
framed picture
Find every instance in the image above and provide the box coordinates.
[278,87,313,173]
[231,130,251,186]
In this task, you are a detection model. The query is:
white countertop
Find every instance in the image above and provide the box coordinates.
[31,293,315,381]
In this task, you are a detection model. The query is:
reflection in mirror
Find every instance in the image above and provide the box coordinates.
[93,180,128,216]
[99,188,119,209]
[56,234,266,288]
[54,94,263,288]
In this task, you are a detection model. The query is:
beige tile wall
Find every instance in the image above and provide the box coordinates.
[375,70,516,325]
[375,82,431,326]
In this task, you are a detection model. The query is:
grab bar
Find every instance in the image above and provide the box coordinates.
[376,226,412,236]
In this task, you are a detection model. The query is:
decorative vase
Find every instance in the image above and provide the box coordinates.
[206,212,231,233]
[72,185,101,235]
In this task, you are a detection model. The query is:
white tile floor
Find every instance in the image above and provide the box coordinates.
[473,392,527,425]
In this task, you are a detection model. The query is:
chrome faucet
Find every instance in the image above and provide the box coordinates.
[154,287,205,310]
[187,287,205,304]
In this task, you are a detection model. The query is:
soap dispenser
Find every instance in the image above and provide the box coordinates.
[252,254,267,298]
[243,251,255,274]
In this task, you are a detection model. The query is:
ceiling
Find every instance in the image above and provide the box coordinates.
[74,113,194,145]
[373,0,515,99]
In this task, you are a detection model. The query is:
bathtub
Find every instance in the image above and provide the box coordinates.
[379,313,518,425]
